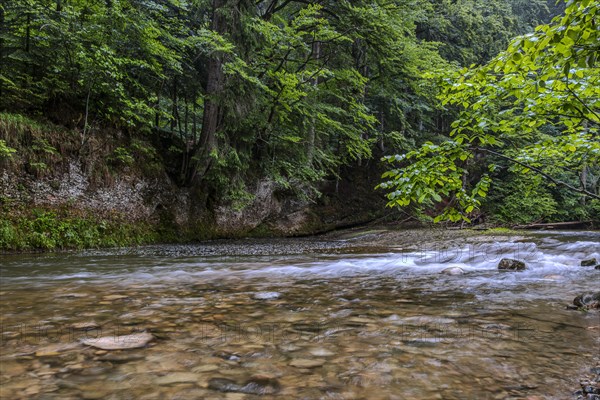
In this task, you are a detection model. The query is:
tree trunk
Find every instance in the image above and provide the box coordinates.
[580,164,587,206]
[25,13,31,53]
[306,39,320,165]
[189,0,226,185]
[0,6,4,100]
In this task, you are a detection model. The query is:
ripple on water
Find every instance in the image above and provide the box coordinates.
[0,231,598,399]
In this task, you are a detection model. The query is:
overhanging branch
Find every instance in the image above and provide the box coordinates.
[474,146,600,200]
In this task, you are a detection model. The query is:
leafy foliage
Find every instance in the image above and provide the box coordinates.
[0,0,573,243]
[381,0,600,223]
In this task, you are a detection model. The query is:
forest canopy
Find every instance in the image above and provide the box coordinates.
[2,0,595,225]
[379,0,599,224]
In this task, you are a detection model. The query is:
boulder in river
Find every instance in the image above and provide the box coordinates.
[573,292,600,310]
[81,332,154,350]
[581,258,598,267]
[596,265,600,270]
[498,258,526,271]
[440,267,464,276]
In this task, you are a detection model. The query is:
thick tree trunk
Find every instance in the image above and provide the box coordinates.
[189,0,226,185]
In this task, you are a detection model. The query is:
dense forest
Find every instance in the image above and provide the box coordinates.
[0,0,598,249]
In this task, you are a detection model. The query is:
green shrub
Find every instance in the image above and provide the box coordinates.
[0,207,162,251]
[0,140,16,159]
[487,174,558,224]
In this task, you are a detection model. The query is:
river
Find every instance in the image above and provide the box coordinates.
[1,229,598,399]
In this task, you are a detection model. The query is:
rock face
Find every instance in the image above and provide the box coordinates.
[581,258,598,267]
[498,258,527,271]
[1,146,385,241]
[0,161,188,224]
[573,292,600,310]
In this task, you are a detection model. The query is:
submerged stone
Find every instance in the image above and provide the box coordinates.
[102,294,129,301]
[156,373,202,385]
[208,376,280,395]
[96,353,146,363]
[573,292,600,310]
[81,332,153,350]
[252,292,281,300]
[289,359,325,368]
[71,322,100,330]
[35,343,79,357]
[208,378,239,393]
[498,258,526,271]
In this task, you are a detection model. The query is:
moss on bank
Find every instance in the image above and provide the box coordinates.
[0,206,168,252]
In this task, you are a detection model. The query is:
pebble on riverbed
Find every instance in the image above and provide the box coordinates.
[498,258,527,271]
[581,258,598,267]
[252,292,281,300]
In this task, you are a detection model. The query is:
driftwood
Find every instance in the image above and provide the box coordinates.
[512,221,592,230]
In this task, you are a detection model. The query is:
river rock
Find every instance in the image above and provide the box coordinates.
[440,267,464,275]
[308,347,336,357]
[35,342,80,357]
[193,364,220,373]
[240,375,281,395]
[96,353,146,363]
[81,332,154,350]
[71,322,100,330]
[102,294,129,301]
[208,378,240,393]
[595,265,600,270]
[289,359,325,368]
[581,258,598,267]
[207,376,280,395]
[252,292,281,300]
[57,293,89,299]
[573,292,600,310]
[498,258,526,271]
[156,373,202,385]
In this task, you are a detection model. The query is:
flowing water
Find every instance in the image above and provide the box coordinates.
[0,230,598,399]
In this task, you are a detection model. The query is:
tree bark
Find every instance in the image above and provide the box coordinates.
[189,0,226,185]
[306,39,320,165]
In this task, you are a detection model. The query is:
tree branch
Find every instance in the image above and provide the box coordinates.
[474,146,600,200]
[565,77,600,125]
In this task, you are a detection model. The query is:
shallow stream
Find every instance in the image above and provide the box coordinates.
[1,230,598,399]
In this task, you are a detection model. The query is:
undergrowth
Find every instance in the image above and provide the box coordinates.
[0,206,164,251]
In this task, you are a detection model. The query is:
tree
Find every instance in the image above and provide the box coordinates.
[380,0,599,223]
